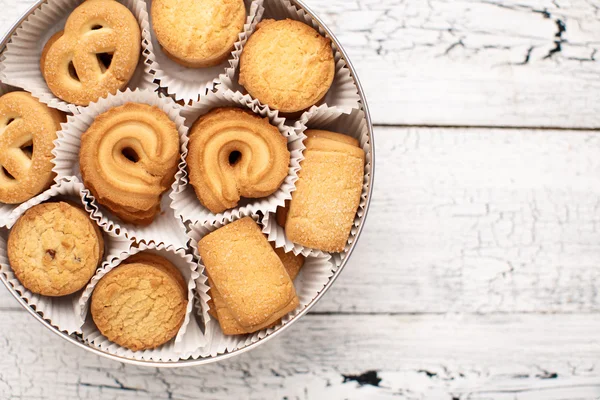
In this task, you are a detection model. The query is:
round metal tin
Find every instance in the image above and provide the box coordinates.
[0,0,375,367]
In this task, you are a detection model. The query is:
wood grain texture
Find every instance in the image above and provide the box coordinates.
[1,1,600,399]
[0,0,599,127]
[1,311,600,399]
[308,0,600,128]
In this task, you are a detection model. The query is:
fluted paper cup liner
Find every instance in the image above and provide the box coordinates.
[80,242,205,361]
[262,105,372,266]
[52,88,189,248]
[0,0,156,114]
[0,178,133,335]
[170,88,305,226]
[186,211,334,357]
[260,210,326,258]
[221,0,361,113]
[144,0,264,104]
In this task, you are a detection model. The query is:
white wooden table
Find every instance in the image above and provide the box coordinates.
[2,0,600,398]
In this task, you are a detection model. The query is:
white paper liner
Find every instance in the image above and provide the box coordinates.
[144,0,264,104]
[52,88,189,248]
[0,0,156,114]
[186,212,334,356]
[80,242,205,361]
[170,88,305,225]
[220,0,361,113]
[262,105,372,266]
[0,178,133,335]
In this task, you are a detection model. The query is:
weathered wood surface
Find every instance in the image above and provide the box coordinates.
[1,0,599,128]
[2,311,600,399]
[1,0,600,399]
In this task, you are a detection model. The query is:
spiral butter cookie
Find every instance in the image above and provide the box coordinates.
[79,103,180,225]
[40,0,141,106]
[151,0,246,68]
[7,202,105,297]
[187,107,290,214]
[0,92,64,204]
[91,253,187,351]
[239,19,335,114]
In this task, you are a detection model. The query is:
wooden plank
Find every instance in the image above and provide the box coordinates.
[1,311,600,399]
[307,0,600,128]
[0,0,599,128]
[2,126,600,314]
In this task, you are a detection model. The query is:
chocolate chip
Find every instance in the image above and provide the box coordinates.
[46,249,56,259]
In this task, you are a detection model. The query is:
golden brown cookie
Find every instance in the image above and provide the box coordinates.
[187,107,290,213]
[8,202,104,296]
[40,0,141,106]
[207,242,304,326]
[79,103,180,225]
[198,217,298,334]
[91,254,187,351]
[0,92,64,204]
[239,19,335,113]
[273,245,304,281]
[151,0,246,68]
[286,130,364,252]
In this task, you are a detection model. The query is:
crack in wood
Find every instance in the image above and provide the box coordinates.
[342,370,382,387]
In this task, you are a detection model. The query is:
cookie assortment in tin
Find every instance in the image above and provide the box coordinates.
[0,0,374,365]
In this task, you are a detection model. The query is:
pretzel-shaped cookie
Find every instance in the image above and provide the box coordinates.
[40,0,141,106]
[0,92,63,204]
[187,107,290,214]
[79,103,180,225]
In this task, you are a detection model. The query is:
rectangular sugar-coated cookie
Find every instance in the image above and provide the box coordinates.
[286,130,365,252]
[208,245,305,335]
[198,217,299,332]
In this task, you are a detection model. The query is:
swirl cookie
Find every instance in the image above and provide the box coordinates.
[198,217,299,334]
[79,103,180,225]
[151,0,246,68]
[239,19,335,114]
[40,0,141,106]
[0,92,63,204]
[91,253,187,351]
[286,130,365,252]
[187,107,290,214]
[7,202,104,297]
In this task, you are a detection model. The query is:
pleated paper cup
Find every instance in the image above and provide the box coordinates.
[0,0,156,114]
[79,242,206,361]
[262,105,372,266]
[170,88,305,226]
[52,88,189,248]
[0,178,133,335]
[186,211,334,357]
[221,0,361,113]
[144,0,264,104]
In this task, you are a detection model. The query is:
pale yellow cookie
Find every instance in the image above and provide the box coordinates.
[198,217,298,333]
[151,0,246,67]
[91,255,187,351]
[240,19,335,113]
[8,202,104,296]
[286,130,365,252]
